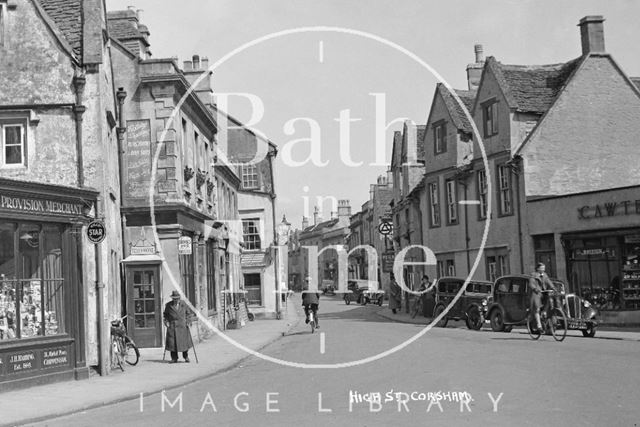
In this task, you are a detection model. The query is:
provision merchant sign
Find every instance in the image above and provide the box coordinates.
[0,194,84,216]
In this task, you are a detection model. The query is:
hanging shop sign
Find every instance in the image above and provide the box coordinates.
[87,220,106,244]
[178,236,192,255]
[382,251,395,272]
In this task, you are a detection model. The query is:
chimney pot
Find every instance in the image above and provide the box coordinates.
[136,9,143,22]
[184,60,193,71]
[578,16,605,56]
[201,57,209,70]
[192,54,200,69]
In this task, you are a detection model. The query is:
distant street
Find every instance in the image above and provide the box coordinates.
[34,296,640,427]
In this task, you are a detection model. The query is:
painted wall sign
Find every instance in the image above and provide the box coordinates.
[126,120,152,198]
[577,199,640,220]
[178,236,192,255]
[130,246,156,256]
[0,194,83,217]
[42,347,69,369]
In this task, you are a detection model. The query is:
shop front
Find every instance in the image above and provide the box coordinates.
[0,178,96,391]
[526,185,640,324]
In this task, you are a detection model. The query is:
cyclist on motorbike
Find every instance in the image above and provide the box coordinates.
[302,276,320,328]
[529,262,558,331]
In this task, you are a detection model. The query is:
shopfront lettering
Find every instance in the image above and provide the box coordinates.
[578,200,640,220]
[0,194,83,216]
[43,348,68,368]
[8,351,37,373]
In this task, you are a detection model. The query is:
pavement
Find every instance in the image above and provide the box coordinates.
[375,304,640,341]
[0,295,302,427]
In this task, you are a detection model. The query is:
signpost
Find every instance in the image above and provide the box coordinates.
[87,220,106,244]
[382,252,395,273]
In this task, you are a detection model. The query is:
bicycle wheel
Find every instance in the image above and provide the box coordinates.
[526,313,541,340]
[124,339,140,366]
[549,308,567,342]
[411,298,423,319]
[111,338,125,371]
[310,314,315,333]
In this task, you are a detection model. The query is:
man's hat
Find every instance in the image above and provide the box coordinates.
[170,290,181,299]
[536,262,545,269]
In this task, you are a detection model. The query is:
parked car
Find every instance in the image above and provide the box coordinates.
[344,279,380,305]
[486,275,599,336]
[321,280,336,295]
[431,277,494,329]
[552,279,599,337]
[486,275,531,332]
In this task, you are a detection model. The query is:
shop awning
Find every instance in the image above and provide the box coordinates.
[121,254,165,264]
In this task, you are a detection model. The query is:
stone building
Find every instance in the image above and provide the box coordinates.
[297,201,352,288]
[226,123,280,318]
[0,0,124,389]
[109,9,240,345]
[419,16,640,323]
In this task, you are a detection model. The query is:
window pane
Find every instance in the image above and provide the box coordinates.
[4,126,23,165]
[43,226,64,336]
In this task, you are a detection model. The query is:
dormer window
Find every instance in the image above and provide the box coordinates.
[482,99,499,137]
[241,164,258,189]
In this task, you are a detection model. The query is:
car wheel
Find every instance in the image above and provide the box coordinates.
[377,297,383,306]
[433,305,448,328]
[466,306,483,330]
[490,309,505,332]
[582,323,596,338]
[503,325,513,333]
[344,296,351,305]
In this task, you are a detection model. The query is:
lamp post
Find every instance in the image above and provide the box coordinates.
[275,215,291,318]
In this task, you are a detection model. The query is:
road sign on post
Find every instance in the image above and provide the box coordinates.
[178,236,192,255]
[378,221,393,236]
[382,251,395,273]
[87,220,106,244]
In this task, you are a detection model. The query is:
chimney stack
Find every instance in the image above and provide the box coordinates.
[313,206,320,225]
[466,44,484,91]
[302,216,309,230]
[337,200,351,224]
[578,16,605,56]
[192,54,200,70]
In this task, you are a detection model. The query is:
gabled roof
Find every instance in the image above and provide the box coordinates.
[437,84,476,134]
[37,0,83,60]
[486,56,582,114]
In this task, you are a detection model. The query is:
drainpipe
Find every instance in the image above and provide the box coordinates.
[269,149,281,319]
[116,88,128,313]
[73,72,86,187]
[94,197,108,376]
[510,155,524,273]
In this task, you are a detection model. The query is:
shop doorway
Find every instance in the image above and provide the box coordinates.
[126,266,161,348]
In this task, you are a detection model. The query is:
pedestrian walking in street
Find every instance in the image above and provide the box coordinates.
[389,273,402,314]
[163,290,194,363]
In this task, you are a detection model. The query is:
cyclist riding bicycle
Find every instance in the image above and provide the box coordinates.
[302,276,320,328]
[529,262,559,331]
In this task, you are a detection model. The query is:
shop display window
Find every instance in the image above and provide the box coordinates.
[0,221,65,341]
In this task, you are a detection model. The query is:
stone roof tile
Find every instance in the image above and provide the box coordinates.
[37,0,83,60]
[488,56,581,114]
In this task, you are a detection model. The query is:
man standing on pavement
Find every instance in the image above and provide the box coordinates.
[389,273,402,314]
[163,290,194,363]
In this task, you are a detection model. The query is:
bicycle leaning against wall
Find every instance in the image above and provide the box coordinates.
[110,315,140,371]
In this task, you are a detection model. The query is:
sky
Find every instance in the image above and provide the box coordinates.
[108,0,640,230]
